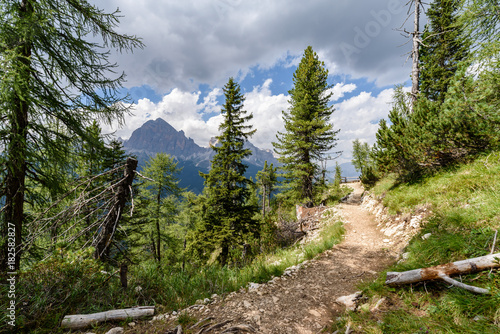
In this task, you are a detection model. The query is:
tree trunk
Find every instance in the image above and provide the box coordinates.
[1,0,32,274]
[95,157,137,259]
[61,306,155,329]
[411,0,421,110]
[386,253,500,294]
[262,185,266,216]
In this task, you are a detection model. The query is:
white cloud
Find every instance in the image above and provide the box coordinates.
[328,83,357,102]
[332,88,394,164]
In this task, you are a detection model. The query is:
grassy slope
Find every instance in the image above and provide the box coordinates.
[334,151,500,333]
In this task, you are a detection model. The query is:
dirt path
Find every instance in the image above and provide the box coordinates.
[146,183,397,334]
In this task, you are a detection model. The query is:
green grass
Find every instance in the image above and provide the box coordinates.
[333,151,500,334]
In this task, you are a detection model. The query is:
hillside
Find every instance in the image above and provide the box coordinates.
[340,151,500,333]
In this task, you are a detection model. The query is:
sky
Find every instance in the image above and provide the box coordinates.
[98,0,417,166]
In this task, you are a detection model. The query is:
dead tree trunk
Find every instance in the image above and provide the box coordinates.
[95,157,138,260]
[410,0,421,110]
[386,253,500,294]
[61,306,155,329]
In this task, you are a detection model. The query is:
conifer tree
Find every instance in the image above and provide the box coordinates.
[273,46,339,207]
[419,0,469,104]
[190,78,258,267]
[138,153,182,263]
[256,161,278,216]
[0,1,143,272]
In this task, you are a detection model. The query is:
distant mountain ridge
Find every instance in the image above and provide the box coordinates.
[122,118,279,193]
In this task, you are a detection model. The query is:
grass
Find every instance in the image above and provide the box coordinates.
[3,198,345,333]
[332,151,500,334]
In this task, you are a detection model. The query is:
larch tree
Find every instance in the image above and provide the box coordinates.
[419,0,469,104]
[0,0,143,272]
[273,46,339,207]
[138,153,183,263]
[190,78,258,267]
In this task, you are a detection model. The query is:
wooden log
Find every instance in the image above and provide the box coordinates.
[386,253,500,293]
[60,306,155,329]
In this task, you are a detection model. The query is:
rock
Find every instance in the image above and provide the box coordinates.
[422,233,432,240]
[336,291,363,311]
[248,282,260,290]
[105,328,124,334]
[272,296,280,303]
[134,285,143,292]
[128,322,136,327]
[243,300,252,309]
[383,239,390,243]
[211,293,218,299]
[172,310,178,316]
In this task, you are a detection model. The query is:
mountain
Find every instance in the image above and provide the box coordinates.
[122,118,279,193]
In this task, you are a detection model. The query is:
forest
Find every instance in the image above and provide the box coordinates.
[1,0,499,333]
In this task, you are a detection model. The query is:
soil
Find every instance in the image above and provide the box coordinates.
[127,182,398,334]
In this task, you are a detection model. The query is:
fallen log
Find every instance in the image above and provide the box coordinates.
[386,253,500,294]
[61,306,155,329]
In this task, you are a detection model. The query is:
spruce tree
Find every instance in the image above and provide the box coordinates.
[419,0,469,104]
[0,1,143,272]
[273,46,339,207]
[190,78,258,267]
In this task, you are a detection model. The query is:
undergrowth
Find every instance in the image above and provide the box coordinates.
[332,151,500,334]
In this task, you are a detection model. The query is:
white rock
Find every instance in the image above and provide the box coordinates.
[211,293,218,299]
[134,285,143,292]
[422,233,432,240]
[128,322,136,327]
[336,291,362,311]
[248,282,260,290]
[243,300,252,309]
[105,328,124,334]
[383,239,390,243]
[203,298,210,304]
[172,310,178,316]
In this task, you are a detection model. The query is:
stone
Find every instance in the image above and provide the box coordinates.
[336,291,363,311]
[243,300,252,309]
[105,328,124,334]
[422,233,432,240]
[128,322,136,327]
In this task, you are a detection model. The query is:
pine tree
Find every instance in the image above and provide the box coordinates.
[419,0,469,104]
[0,1,143,272]
[190,78,258,267]
[273,46,339,207]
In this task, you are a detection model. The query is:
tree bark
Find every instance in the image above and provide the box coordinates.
[1,0,32,274]
[60,306,155,329]
[386,253,500,294]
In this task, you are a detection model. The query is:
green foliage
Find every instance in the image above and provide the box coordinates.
[352,139,378,187]
[256,161,278,216]
[189,78,259,267]
[419,0,469,104]
[273,46,339,207]
[0,0,143,271]
[135,153,183,263]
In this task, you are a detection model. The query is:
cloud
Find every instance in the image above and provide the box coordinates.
[102,79,289,150]
[100,0,414,92]
[328,83,357,102]
[333,88,394,164]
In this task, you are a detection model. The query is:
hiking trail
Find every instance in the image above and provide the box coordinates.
[133,182,398,334]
